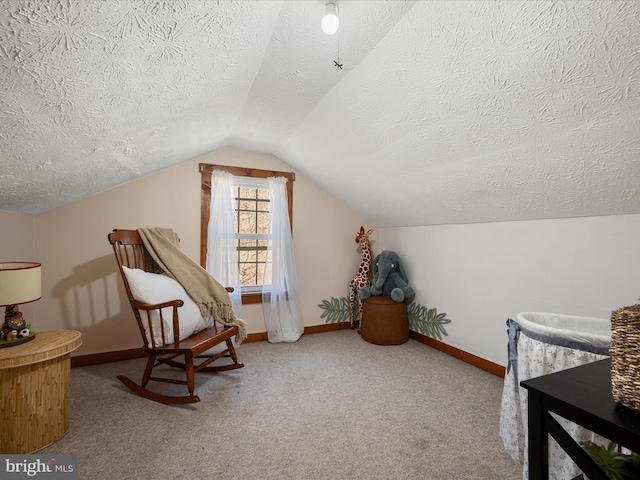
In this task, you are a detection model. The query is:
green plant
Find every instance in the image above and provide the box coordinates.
[318,296,352,323]
[580,441,640,480]
[407,303,451,340]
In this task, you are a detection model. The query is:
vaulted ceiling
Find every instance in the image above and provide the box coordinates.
[1,0,639,226]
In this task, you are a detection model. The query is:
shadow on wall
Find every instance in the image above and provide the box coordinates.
[51,254,139,353]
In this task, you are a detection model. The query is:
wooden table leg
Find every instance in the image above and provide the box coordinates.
[527,391,549,480]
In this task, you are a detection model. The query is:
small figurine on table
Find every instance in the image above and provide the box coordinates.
[2,306,30,343]
[5,306,26,331]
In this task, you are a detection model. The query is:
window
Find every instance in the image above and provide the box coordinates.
[234,179,269,292]
[200,164,294,305]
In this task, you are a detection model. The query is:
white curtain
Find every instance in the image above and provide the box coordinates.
[206,170,243,319]
[262,177,304,343]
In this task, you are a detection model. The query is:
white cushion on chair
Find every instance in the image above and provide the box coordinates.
[121,266,207,348]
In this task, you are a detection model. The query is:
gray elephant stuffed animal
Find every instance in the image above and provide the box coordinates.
[358,250,414,303]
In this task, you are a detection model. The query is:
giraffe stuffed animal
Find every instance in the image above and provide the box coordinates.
[348,226,373,330]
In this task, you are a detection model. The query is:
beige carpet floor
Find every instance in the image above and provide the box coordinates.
[42,330,521,479]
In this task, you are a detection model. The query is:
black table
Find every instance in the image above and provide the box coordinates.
[520,358,640,480]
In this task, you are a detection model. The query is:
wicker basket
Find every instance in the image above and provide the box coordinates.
[610,304,640,411]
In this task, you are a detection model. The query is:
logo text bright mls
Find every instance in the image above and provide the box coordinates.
[3,457,75,477]
[5,458,52,476]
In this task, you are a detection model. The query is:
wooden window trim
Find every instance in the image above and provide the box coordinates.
[199,163,295,305]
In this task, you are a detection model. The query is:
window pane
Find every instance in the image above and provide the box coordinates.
[238,187,254,199]
[246,249,258,263]
[257,212,269,234]
[257,199,269,211]
[257,263,266,285]
[238,212,256,233]
[239,263,257,286]
[238,238,255,248]
[237,250,248,263]
[239,199,255,211]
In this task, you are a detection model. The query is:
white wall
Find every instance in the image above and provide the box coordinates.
[381,214,640,366]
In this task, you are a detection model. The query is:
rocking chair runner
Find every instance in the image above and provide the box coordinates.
[108,229,244,405]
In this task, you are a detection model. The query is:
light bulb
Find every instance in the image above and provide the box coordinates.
[322,3,339,35]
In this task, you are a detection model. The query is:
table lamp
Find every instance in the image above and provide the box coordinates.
[0,262,41,345]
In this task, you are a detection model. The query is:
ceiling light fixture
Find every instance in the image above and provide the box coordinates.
[322,1,339,35]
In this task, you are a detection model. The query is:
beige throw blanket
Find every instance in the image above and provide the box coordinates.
[137,227,247,342]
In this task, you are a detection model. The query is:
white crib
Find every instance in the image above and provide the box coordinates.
[499,312,611,480]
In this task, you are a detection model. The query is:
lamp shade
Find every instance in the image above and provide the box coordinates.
[0,262,42,306]
[322,2,339,35]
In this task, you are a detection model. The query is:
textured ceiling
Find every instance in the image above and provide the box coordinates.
[1,0,639,226]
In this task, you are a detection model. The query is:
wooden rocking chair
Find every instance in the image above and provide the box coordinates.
[108,229,244,405]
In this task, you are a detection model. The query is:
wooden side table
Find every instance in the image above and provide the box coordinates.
[521,359,640,480]
[0,330,82,454]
